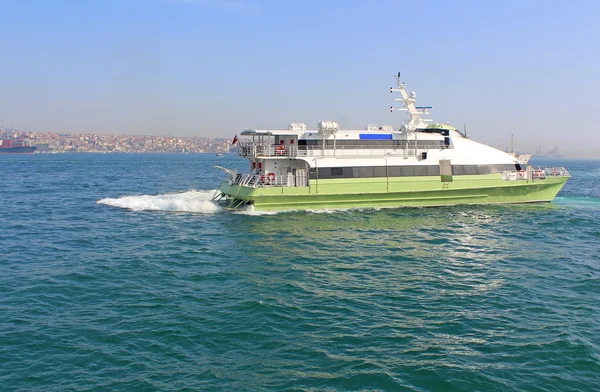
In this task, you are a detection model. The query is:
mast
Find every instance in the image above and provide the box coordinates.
[389,72,433,132]
[511,133,514,154]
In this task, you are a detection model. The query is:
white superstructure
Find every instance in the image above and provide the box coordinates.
[236,72,520,182]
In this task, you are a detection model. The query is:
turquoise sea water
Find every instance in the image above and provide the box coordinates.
[1,153,599,391]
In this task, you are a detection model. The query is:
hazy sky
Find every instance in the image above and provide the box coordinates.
[1,0,599,157]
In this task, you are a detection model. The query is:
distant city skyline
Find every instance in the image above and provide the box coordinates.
[0,126,570,159]
[0,128,233,153]
[1,0,599,158]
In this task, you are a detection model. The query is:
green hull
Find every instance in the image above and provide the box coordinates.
[217,174,569,211]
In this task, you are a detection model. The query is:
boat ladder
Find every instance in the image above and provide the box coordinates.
[210,189,224,202]
[227,185,246,210]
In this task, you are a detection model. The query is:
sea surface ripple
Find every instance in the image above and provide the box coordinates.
[1,154,599,391]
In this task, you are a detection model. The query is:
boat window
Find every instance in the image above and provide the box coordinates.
[307,164,513,179]
[427,166,441,176]
[476,165,500,174]
[359,167,374,178]
[331,167,343,176]
[401,166,415,177]
[414,166,428,176]
[296,139,445,148]
[298,139,319,146]
[464,166,477,175]
[373,167,387,177]
[416,128,451,136]
[388,167,402,177]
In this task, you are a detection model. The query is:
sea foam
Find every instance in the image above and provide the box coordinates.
[97,190,221,213]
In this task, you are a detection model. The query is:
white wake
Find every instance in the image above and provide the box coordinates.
[97,190,221,213]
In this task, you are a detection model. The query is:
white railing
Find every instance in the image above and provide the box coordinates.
[542,167,571,177]
[238,143,294,158]
[237,142,452,158]
[232,173,298,188]
[502,167,570,181]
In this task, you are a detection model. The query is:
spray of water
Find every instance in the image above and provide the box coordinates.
[98,191,401,215]
[97,190,221,213]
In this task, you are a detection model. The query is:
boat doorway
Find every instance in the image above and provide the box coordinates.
[439,159,453,182]
[294,168,308,187]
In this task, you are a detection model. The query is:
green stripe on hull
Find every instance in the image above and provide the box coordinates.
[218,174,569,211]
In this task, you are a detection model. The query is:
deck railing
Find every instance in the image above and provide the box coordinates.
[237,142,453,158]
[232,173,300,188]
[227,167,571,188]
[502,167,570,181]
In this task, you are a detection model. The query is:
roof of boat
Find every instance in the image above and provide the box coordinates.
[241,129,300,136]
[242,125,459,136]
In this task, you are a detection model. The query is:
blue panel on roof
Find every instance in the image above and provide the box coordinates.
[359,134,393,140]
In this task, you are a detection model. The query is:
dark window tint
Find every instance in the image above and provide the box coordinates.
[427,166,440,176]
[414,166,427,176]
[373,167,387,177]
[359,167,374,177]
[388,167,402,177]
[331,167,343,176]
[401,166,415,177]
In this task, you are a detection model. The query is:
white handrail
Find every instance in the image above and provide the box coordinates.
[502,167,570,181]
[237,142,451,158]
[232,173,296,188]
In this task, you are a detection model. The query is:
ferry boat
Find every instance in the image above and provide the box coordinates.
[213,73,570,211]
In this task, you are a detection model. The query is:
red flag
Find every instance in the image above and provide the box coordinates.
[232,135,238,145]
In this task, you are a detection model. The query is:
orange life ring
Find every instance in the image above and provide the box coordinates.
[276,145,286,155]
[267,172,276,183]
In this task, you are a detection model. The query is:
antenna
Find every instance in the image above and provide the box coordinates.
[511,133,514,154]
[463,123,467,138]
[389,72,433,132]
